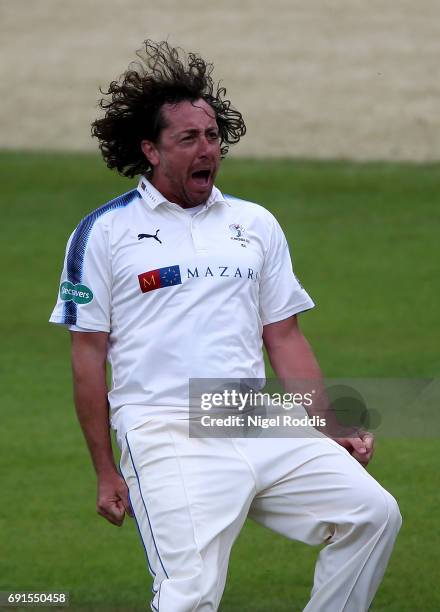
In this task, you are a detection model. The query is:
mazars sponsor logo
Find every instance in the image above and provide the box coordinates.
[138,264,260,293]
[186,265,259,281]
[60,281,94,304]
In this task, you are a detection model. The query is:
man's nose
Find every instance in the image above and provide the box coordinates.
[197,135,214,156]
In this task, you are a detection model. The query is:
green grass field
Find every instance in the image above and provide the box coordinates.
[0,152,439,611]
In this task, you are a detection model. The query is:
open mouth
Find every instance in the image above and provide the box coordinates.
[191,169,211,186]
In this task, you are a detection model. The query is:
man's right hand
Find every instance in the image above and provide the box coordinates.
[97,472,134,526]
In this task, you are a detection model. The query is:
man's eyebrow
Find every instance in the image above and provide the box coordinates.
[176,126,219,136]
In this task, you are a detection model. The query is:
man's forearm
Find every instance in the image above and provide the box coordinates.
[70,332,132,525]
[71,333,117,476]
[263,317,374,464]
[263,318,341,435]
[265,328,322,382]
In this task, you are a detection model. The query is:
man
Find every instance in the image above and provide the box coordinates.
[50,40,401,611]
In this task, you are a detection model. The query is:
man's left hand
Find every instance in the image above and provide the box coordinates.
[334,431,375,467]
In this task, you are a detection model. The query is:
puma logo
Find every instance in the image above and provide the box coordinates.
[138,229,162,244]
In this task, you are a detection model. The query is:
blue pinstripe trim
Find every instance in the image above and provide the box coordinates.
[62,300,77,325]
[61,189,138,324]
[61,302,77,326]
[131,496,159,590]
[125,433,169,581]
[118,462,157,590]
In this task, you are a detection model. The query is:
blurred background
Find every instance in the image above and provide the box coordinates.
[2,0,440,159]
[1,2,439,611]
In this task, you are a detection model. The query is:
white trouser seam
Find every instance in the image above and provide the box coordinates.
[125,431,170,581]
[167,425,203,612]
[230,438,259,493]
[119,459,158,589]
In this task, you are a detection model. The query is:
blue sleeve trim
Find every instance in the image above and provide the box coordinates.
[61,189,138,324]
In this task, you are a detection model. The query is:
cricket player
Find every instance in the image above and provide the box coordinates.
[50,40,401,611]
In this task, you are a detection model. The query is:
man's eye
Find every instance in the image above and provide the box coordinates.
[208,132,219,140]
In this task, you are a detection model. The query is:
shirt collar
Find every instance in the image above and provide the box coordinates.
[137,176,230,210]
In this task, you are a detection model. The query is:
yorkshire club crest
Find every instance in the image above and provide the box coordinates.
[229,223,245,238]
[229,224,250,247]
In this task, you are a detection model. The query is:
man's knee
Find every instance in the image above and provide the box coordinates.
[384,491,402,532]
[355,485,402,539]
[156,575,203,612]
[156,565,220,612]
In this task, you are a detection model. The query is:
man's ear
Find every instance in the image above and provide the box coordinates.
[141,140,160,167]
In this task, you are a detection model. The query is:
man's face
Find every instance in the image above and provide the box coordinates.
[141,99,221,208]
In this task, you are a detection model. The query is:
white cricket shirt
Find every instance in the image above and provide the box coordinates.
[50,178,315,442]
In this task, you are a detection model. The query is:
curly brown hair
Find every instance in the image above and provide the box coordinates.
[91,40,246,178]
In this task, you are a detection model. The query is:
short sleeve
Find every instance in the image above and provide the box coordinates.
[259,215,315,325]
[49,220,111,332]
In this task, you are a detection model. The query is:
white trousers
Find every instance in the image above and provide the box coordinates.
[119,418,401,612]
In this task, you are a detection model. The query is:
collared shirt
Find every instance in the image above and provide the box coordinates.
[50,177,314,443]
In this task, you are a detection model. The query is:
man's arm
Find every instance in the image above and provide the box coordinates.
[262,315,374,466]
[70,331,132,525]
